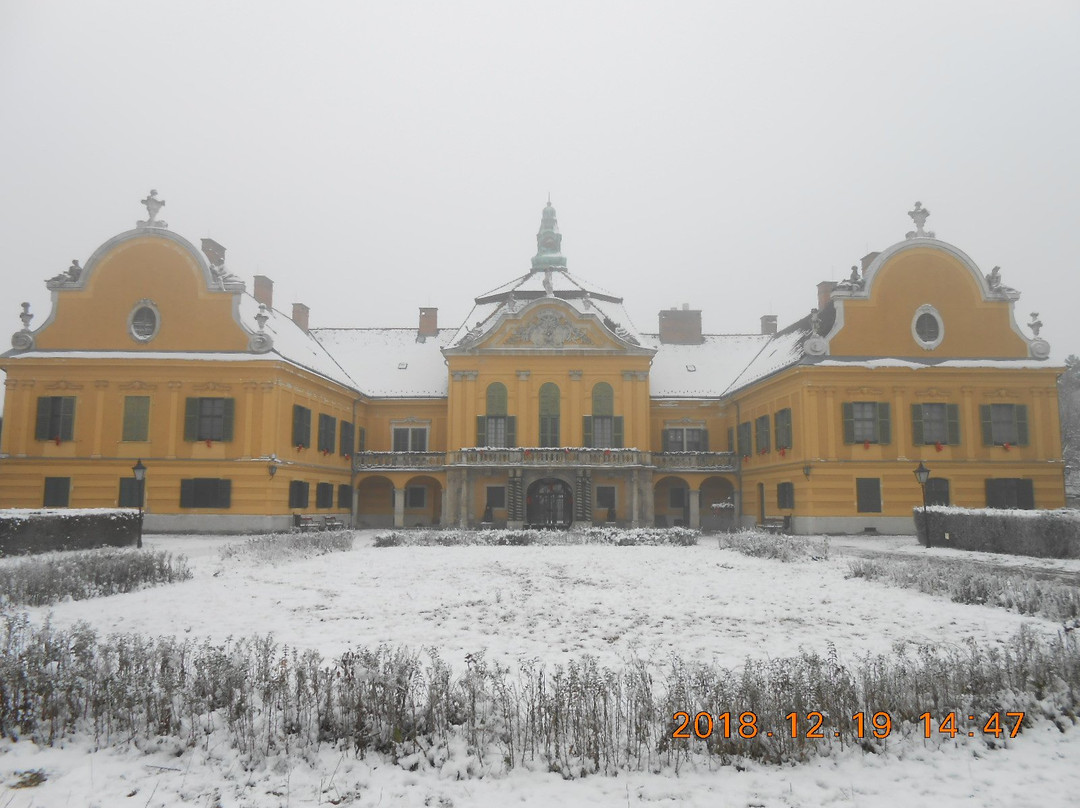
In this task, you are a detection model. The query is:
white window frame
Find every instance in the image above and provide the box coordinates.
[911,304,944,350]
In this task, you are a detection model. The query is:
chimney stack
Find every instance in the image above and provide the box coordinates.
[291,303,310,333]
[200,238,226,268]
[418,307,438,338]
[658,305,703,344]
[760,315,778,335]
[817,281,838,312]
[254,275,273,309]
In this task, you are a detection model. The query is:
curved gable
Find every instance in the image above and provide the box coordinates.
[32,229,250,352]
[825,239,1035,359]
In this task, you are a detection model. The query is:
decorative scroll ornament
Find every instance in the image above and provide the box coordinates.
[248,304,274,353]
[137,189,168,229]
[905,201,935,239]
[506,310,594,347]
[11,302,35,350]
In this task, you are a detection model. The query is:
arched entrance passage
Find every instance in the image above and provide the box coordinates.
[526,477,573,528]
[404,475,443,527]
[654,476,690,527]
[700,476,736,532]
[356,475,394,528]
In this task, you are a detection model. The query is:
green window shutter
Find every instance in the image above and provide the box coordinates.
[842,403,855,444]
[1015,405,1029,446]
[476,415,487,446]
[358,427,366,452]
[727,427,734,452]
[123,396,150,441]
[946,404,961,445]
[613,416,624,449]
[180,479,195,508]
[1018,479,1034,509]
[910,404,924,445]
[218,479,232,508]
[980,405,993,445]
[293,405,311,447]
[184,398,199,442]
[701,430,709,451]
[58,397,76,441]
[221,399,235,442]
[877,403,891,444]
[582,415,593,448]
[506,416,516,448]
[35,397,51,441]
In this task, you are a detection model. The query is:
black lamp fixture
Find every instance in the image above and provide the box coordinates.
[913,461,931,547]
[802,464,813,480]
[268,454,279,478]
[131,458,147,549]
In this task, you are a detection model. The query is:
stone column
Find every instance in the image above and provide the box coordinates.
[92,380,108,457]
[508,469,524,529]
[394,486,405,528]
[689,485,700,529]
[574,468,593,527]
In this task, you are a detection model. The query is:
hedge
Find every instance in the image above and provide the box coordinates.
[913,506,1080,558]
[0,509,142,556]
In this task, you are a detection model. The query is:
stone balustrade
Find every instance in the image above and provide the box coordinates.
[353,448,737,472]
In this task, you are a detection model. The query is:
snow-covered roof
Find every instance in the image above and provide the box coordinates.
[646,334,773,398]
[310,327,455,398]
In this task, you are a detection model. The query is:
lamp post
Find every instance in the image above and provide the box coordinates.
[913,461,931,548]
[132,459,147,549]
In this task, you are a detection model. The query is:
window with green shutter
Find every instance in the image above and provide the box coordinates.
[122,396,150,441]
[118,477,143,507]
[911,403,960,445]
[843,402,890,444]
[43,477,71,507]
[35,396,76,442]
[317,414,336,453]
[539,382,560,447]
[774,408,793,450]
[315,482,334,508]
[289,480,310,509]
[737,422,752,456]
[292,405,312,448]
[980,404,1028,446]
[339,421,355,456]
[184,398,234,442]
[755,415,771,453]
[585,383,622,448]
[777,482,795,509]
[985,478,1034,509]
[337,484,352,509]
[856,478,882,512]
[179,478,231,508]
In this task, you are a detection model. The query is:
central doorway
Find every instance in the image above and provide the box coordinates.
[526,477,573,528]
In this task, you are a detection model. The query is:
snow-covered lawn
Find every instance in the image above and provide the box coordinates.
[2,530,1078,807]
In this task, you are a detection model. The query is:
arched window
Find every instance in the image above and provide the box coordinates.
[128,300,160,342]
[477,382,515,447]
[585,382,622,448]
[539,383,560,447]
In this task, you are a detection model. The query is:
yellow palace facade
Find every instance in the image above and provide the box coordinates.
[0,195,1066,533]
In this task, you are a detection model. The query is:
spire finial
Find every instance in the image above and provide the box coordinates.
[137,189,168,229]
[905,201,934,239]
[531,198,567,271]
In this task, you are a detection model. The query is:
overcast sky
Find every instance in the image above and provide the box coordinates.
[2,1,1078,415]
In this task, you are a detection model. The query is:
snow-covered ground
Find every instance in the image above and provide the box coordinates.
[2,530,1078,807]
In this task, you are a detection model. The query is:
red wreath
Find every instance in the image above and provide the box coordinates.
[54,436,61,446]
[205,439,213,448]
[863,440,871,450]
[524,449,532,458]
[296,444,304,452]
[934,441,943,452]
[1002,442,1011,451]
[322,448,330,456]
[779,447,786,457]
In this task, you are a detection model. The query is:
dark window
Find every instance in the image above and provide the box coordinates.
[856,478,882,513]
[316,482,334,508]
[662,427,708,452]
[595,485,616,511]
[539,382,560,448]
[357,426,366,452]
[406,486,426,508]
[592,382,614,417]
[317,414,336,453]
[118,477,143,507]
[980,404,1029,446]
[911,403,960,445]
[755,415,771,453]
[669,486,686,509]
[393,426,428,451]
[184,397,235,442]
[179,478,231,508]
[486,486,506,508]
[478,416,516,447]
[292,405,312,448]
[289,480,310,509]
[737,422,752,456]
[43,477,71,507]
[340,421,355,456]
[986,478,1035,509]
[130,306,158,340]
[915,312,940,343]
[727,427,735,452]
[35,396,76,442]
[337,484,352,509]
[122,396,150,441]
[777,482,795,509]
[843,402,891,444]
[925,478,950,506]
[775,408,793,450]
[583,415,623,449]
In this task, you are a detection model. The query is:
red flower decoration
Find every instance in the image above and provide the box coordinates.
[1003,442,1011,451]
[779,448,786,457]
[296,444,304,452]
[864,440,870,450]
[323,449,330,456]
[54,436,61,446]
[934,441,943,452]
[205,439,213,448]
[524,449,532,457]
[344,454,350,460]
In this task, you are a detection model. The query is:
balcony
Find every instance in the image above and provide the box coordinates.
[353,449,738,472]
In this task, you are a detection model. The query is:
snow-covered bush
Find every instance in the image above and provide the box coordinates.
[717,530,829,562]
[914,506,1080,558]
[0,508,141,556]
[219,531,354,563]
[373,526,699,547]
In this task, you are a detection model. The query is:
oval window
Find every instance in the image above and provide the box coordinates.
[911,305,944,350]
[129,303,160,342]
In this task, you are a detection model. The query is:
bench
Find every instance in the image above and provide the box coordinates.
[761,516,790,534]
[294,514,317,533]
[322,516,345,531]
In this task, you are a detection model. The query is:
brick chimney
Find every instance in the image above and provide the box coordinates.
[254,275,273,309]
[760,315,778,335]
[200,238,226,268]
[418,307,438,338]
[291,303,310,333]
[658,304,703,344]
[817,281,838,311]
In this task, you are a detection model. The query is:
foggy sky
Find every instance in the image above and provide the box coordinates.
[2,1,1078,415]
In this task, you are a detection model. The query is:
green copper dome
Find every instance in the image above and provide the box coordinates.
[531,200,567,270]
